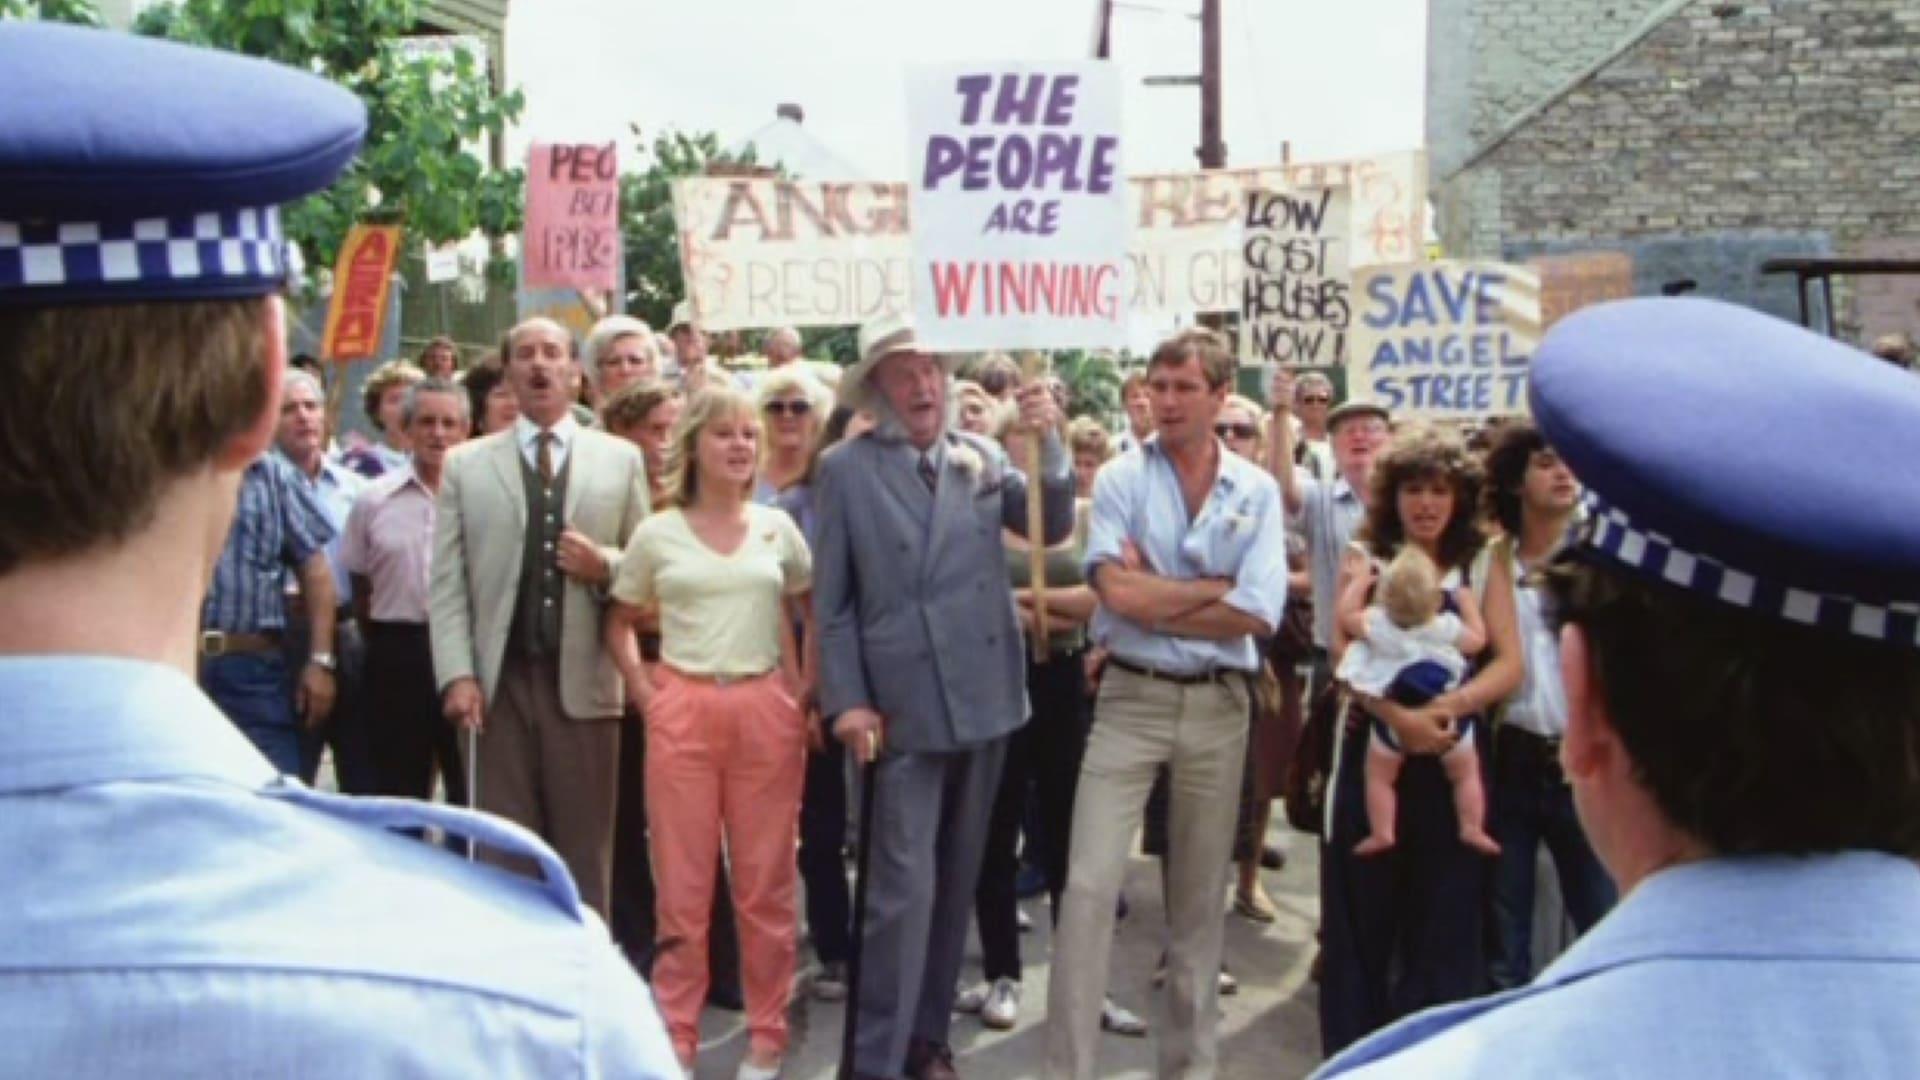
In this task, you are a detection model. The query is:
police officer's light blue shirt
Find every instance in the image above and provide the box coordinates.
[0,655,679,1078]
[1085,436,1288,674]
[1315,852,1920,1079]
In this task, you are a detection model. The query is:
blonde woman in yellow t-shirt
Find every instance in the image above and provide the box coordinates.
[605,386,812,1080]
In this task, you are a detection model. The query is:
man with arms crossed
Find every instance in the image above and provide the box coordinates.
[1046,329,1288,1079]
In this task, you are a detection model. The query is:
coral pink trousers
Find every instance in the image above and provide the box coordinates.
[645,665,806,1061]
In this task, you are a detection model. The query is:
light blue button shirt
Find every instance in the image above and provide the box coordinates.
[280,450,365,605]
[1315,852,1920,1079]
[0,655,679,1078]
[1085,437,1289,674]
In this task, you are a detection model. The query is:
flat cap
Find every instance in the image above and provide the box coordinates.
[1533,298,1920,645]
[0,22,366,305]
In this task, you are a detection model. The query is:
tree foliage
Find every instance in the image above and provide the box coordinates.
[0,0,100,23]
[67,0,529,280]
[618,128,761,332]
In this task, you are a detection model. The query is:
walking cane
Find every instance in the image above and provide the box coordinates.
[464,726,480,862]
[839,736,880,1080]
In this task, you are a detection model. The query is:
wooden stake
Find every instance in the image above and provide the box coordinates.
[1021,352,1052,663]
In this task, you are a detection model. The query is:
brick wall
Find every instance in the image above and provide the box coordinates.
[1436,0,1920,339]
[1428,0,1672,175]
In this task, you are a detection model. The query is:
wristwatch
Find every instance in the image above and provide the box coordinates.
[307,651,337,672]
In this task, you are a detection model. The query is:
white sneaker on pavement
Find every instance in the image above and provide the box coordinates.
[953,981,988,1014]
[981,977,1021,1030]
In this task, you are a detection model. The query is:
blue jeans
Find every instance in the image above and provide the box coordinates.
[1487,729,1617,989]
[200,651,300,776]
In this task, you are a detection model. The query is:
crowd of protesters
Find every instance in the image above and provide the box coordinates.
[208,298,1650,1078]
[14,24,1920,1080]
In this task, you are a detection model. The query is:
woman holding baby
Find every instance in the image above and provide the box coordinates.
[1317,424,1524,1055]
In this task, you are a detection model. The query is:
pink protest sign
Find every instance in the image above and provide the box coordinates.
[523,142,620,291]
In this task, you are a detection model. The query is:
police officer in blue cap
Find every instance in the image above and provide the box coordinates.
[1314,297,1920,1078]
[0,23,676,1076]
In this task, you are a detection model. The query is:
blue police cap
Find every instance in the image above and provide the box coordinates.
[0,22,365,306]
[1532,297,1920,645]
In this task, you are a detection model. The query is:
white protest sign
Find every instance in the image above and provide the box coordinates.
[670,151,1425,331]
[906,63,1129,350]
[1348,262,1542,421]
[1239,186,1350,367]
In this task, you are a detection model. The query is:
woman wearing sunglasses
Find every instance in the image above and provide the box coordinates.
[756,368,832,504]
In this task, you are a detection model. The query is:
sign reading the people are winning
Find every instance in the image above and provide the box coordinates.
[1348,262,1542,421]
[906,63,1128,350]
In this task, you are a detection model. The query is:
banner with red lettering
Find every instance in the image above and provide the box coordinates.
[671,151,1424,332]
[523,142,620,291]
[319,224,403,362]
[1348,262,1541,421]
[905,63,1128,350]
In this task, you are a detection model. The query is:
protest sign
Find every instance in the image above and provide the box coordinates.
[673,179,912,329]
[1531,251,1634,328]
[523,142,620,291]
[1349,261,1541,422]
[670,151,1425,331]
[320,224,403,362]
[905,63,1129,350]
[1240,186,1350,367]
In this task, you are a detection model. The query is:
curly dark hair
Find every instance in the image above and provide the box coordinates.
[1481,420,1550,537]
[1359,425,1486,572]
[1545,555,1920,857]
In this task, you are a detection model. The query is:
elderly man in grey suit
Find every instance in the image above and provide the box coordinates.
[430,316,649,921]
[815,313,1075,1080]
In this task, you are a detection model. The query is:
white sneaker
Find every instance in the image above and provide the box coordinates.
[981,977,1021,1030]
[953,981,989,1014]
[735,1055,782,1080]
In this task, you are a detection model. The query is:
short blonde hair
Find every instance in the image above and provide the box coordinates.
[663,386,759,509]
[362,359,425,430]
[1379,546,1442,629]
[1066,415,1113,461]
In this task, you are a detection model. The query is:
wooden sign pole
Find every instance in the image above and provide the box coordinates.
[1021,352,1051,663]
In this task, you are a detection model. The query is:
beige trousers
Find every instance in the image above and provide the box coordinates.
[1045,665,1251,1080]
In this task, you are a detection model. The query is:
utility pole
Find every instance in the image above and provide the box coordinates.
[1199,0,1225,168]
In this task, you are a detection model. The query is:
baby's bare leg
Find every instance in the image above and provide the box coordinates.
[1442,741,1501,856]
[1354,737,1403,857]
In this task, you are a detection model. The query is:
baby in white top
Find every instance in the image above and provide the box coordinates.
[1338,545,1500,858]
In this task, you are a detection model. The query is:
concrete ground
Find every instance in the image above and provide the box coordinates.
[688,820,1325,1080]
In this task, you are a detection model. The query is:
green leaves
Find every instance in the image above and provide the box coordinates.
[0,0,102,24]
[127,0,523,275]
[619,129,760,331]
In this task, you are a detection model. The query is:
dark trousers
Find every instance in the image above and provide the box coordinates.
[362,621,465,806]
[611,707,658,972]
[283,618,374,794]
[976,647,1088,981]
[1487,727,1617,989]
[285,617,374,794]
[798,734,852,967]
[201,651,300,776]
[609,705,739,990]
[1319,709,1488,1057]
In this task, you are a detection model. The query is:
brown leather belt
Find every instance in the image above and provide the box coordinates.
[1109,656,1246,687]
[198,630,283,657]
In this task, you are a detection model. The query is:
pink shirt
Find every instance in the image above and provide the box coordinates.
[339,466,438,624]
